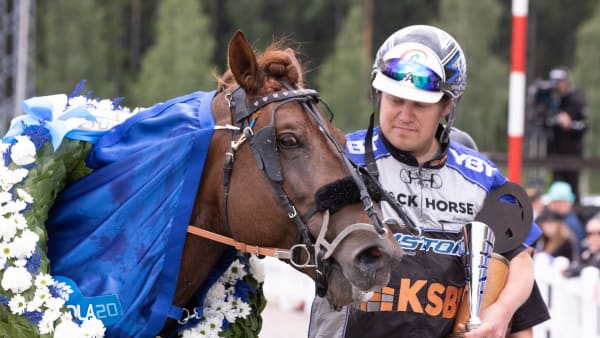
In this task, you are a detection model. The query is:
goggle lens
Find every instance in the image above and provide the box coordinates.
[381,58,443,91]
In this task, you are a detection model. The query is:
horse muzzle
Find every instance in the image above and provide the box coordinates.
[323,222,403,308]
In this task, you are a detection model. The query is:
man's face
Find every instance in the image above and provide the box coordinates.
[378,92,449,163]
[556,79,569,96]
[586,219,600,252]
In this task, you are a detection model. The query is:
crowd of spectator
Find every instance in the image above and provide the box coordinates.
[528,180,600,277]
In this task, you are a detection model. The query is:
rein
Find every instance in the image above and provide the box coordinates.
[190,83,387,296]
[187,210,379,268]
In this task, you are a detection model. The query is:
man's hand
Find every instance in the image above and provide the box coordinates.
[458,301,511,337]
[557,111,572,129]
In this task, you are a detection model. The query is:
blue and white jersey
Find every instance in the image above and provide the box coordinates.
[346,126,507,233]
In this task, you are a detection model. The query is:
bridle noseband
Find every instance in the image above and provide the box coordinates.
[191,82,388,296]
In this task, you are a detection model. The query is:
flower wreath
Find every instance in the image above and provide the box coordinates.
[0,91,266,337]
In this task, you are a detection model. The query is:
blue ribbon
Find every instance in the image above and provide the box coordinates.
[3,94,101,150]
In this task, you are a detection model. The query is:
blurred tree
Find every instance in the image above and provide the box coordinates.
[434,0,508,152]
[372,0,438,54]
[527,0,596,79]
[35,0,113,96]
[573,2,600,156]
[127,0,215,107]
[314,1,371,133]
[206,0,351,85]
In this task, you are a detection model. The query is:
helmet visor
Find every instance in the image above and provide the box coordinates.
[380,58,443,91]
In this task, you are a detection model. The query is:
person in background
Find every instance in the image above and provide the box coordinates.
[543,181,585,254]
[545,66,587,203]
[534,209,579,262]
[526,185,544,221]
[564,214,600,277]
[309,24,541,338]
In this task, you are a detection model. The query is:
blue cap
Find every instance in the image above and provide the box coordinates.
[543,181,575,203]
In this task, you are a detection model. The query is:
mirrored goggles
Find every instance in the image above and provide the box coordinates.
[380,58,444,92]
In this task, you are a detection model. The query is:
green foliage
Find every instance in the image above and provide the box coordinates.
[127,0,216,107]
[0,308,44,338]
[217,255,267,338]
[0,138,91,336]
[35,0,113,97]
[573,2,600,193]
[315,3,371,133]
[433,0,508,152]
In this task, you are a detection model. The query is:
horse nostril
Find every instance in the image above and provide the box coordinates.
[356,246,385,266]
[369,247,382,257]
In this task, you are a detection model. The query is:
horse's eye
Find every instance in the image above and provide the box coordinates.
[278,134,299,148]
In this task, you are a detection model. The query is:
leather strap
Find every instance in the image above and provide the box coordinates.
[186,226,292,260]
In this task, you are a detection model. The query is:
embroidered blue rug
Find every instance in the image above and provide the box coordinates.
[46,90,216,337]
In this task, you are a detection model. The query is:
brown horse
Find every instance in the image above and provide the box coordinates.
[168,32,402,332]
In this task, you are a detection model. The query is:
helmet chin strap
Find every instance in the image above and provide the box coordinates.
[440,96,459,144]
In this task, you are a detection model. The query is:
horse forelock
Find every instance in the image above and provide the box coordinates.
[218,41,305,94]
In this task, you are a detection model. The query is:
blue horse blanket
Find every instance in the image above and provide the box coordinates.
[46,90,216,337]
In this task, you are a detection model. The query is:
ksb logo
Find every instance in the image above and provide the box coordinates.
[360,278,463,319]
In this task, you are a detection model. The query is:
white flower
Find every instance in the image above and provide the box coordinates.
[235,301,252,318]
[0,166,29,191]
[1,266,32,293]
[54,319,83,338]
[204,316,223,332]
[205,283,226,304]
[28,286,51,312]
[226,286,235,298]
[35,273,54,288]
[221,259,246,284]
[222,301,238,323]
[45,296,66,310]
[81,317,106,338]
[8,294,27,314]
[38,318,55,335]
[9,212,28,230]
[42,308,62,323]
[0,240,11,259]
[202,307,224,322]
[1,199,27,215]
[249,255,265,283]
[0,217,18,242]
[16,188,33,203]
[0,191,11,203]
[10,135,36,166]
[11,229,39,259]
[13,258,27,267]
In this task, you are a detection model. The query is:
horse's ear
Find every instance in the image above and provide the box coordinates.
[228,30,262,93]
[284,48,304,86]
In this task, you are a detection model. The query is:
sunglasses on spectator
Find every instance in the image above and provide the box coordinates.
[586,231,600,236]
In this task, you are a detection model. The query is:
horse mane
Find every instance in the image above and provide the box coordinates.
[218,40,306,94]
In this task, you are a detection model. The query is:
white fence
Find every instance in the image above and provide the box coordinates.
[533,253,600,338]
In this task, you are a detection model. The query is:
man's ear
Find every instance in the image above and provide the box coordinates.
[442,97,452,118]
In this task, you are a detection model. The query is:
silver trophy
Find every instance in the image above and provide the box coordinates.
[462,221,495,331]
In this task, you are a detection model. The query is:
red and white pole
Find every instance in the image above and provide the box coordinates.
[508,0,528,183]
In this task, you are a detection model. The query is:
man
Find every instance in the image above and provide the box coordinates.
[545,66,587,203]
[308,25,540,338]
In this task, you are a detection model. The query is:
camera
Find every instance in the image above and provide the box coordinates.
[528,78,560,128]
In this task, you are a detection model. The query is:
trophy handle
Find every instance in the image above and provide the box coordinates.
[448,252,510,338]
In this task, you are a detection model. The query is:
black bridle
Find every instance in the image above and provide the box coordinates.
[218,83,387,296]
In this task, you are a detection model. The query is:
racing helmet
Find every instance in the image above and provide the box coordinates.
[371,25,467,104]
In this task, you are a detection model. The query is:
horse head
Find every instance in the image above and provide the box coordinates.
[179,31,402,314]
